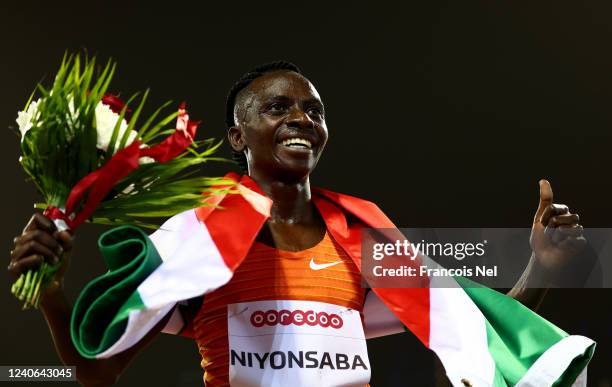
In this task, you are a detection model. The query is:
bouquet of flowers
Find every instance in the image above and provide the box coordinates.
[12,53,233,309]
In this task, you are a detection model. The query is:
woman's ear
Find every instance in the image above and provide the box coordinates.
[228,126,246,152]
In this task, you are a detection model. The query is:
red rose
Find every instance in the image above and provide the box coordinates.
[101,94,132,121]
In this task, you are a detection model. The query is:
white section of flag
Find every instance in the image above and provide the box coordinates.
[97,209,232,358]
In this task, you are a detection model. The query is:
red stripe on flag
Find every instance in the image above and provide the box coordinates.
[313,188,396,229]
[313,193,432,347]
[372,287,430,347]
[195,175,270,272]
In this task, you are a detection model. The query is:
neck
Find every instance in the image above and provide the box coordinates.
[249,172,315,224]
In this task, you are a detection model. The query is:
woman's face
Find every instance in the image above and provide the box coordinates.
[228,70,328,182]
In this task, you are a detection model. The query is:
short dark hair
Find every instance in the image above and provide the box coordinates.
[225,61,302,173]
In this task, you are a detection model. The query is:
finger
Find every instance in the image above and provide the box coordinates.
[23,213,56,234]
[557,235,588,253]
[7,255,43,278]
[540,204,570,226]
[543,213,576,240]
[549,213,580,227]
[534,179,554,224]
[53,231,74,252]
[14,230,63,255]
[10,240,59,264]
[552,224,584,244]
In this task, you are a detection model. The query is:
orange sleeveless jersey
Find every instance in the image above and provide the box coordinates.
[187,231,367,386]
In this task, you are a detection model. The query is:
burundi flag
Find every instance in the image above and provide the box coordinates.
[70,174,595,387]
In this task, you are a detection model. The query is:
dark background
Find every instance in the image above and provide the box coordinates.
[1,1,611,386]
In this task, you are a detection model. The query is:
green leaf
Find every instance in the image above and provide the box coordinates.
[136,100,173,140]
[140,110,179,144]
[118,88,149,150]
[105,92,140,157]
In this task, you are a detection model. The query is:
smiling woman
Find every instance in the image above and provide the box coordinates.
[8,61,595,387]
[228,62,328,186]
[225,62,330,252]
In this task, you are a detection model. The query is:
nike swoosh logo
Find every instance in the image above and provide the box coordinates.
[309,258,343,271]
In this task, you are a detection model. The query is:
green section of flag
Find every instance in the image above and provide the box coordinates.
[70,226,162,358]
[552,346,595,387]
[458,277,595,386]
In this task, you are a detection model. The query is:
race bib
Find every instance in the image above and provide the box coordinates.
[228,300,371,387]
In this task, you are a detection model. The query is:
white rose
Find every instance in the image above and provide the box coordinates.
[95,102,138,153]
[138,156,155,164]
[16,98,42,140]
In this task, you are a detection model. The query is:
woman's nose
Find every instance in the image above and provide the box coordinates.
[286,107,314,128]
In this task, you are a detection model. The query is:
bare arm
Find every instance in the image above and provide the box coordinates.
[9,214,172,386]
[40,284,173,386]
[506,254,549,311]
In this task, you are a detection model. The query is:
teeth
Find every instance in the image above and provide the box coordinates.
[281,138,312,148]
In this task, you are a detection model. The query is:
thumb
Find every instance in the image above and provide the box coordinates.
[534,179,553,225]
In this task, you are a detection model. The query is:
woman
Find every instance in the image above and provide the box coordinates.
[8,61,591,386]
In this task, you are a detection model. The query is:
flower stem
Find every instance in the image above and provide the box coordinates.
[25,270,38,307]
[19,270,32,301]
[11,258,62,309]
[11,274,24,295]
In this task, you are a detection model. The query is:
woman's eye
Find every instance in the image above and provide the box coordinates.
[270,103,287,112]
[308,108,323,118]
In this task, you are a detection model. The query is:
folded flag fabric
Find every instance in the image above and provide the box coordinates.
[70,226,164,358]
[70,173,595,387]
[424,275,594,386]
